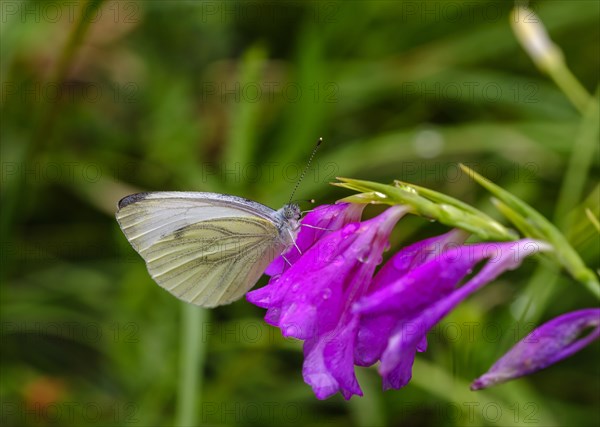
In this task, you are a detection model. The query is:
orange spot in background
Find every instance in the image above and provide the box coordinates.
[23,376,67,410]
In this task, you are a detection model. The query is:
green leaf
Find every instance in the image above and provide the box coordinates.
[461,164,600,298]
[397,181,517,240]
[334,177,517,241]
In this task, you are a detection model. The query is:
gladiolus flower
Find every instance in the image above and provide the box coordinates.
[354,239,549,390]
[511,6,563,72]
[248,205,406,399]
[471,308,600,390]
[265,203,365,277]
[248,203,550,399]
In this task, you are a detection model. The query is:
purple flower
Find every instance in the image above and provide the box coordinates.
[248,202,550,400]
[248,202,366,322]
[248,204,407,399]
[471,308,600,390]
[354,239,549,390]
[264,203,365,277]
[354,229,470,367]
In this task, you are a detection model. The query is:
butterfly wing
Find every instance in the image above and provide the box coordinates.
[116,192,285,307]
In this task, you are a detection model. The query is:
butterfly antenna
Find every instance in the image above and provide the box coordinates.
[288,137,323,204]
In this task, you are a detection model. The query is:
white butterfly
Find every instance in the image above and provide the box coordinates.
[116,192,301,307]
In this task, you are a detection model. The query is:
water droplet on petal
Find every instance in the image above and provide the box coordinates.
[358,253,370,263]
[322,288,332,300]
[291,283,300,292]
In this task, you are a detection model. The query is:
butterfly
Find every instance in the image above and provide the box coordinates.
[116,192,301,307]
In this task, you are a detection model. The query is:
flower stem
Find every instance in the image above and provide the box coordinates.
[547,61,593,115]
[461,165,600,299]
[333,177,517,241]
[554,92,599,227]
[176,304,207,427]
[510,5,592,114]
[350,369,386,427]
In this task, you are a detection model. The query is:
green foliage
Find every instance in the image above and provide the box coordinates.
[334,176,518,241]
[460,164,599,297]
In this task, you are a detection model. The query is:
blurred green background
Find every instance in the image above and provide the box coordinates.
[1,0,598,426]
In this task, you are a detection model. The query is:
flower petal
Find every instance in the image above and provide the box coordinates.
[376,239,549,389]
[471,308,600,390]
[250,205,406,399]
[250,224,363,339]
[303,317,363,400]
[249,203,365,312]
[354,229,469,366]
[264,203,365,276]
[370,229,470,290]
[250,206,406,340]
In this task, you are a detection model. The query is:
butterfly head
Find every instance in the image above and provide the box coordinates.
[275,203,302,247]
[282,203,301,222]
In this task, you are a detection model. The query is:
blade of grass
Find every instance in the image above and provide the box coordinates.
[350,369,386,427]
[411,358,559,426]
[224,44,268,188]
[554,92,600,227]
[0,0,106,277]
[176,305,207,427]
[461,164,599,298]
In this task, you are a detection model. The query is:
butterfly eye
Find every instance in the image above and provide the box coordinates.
[286,205,301,220]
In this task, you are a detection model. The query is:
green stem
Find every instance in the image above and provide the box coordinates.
[554,92,599,227]
[547,61,593,114]
[461,165,600,299]
[411,359,559,426]
[349,369,386,427]
[0,0,105,247]
[31,0,105,157]
[176,304,207,427]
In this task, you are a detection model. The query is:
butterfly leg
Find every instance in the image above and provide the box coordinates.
[288,228,302,255]
[300,224,332,231]
[281,253,293,267]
